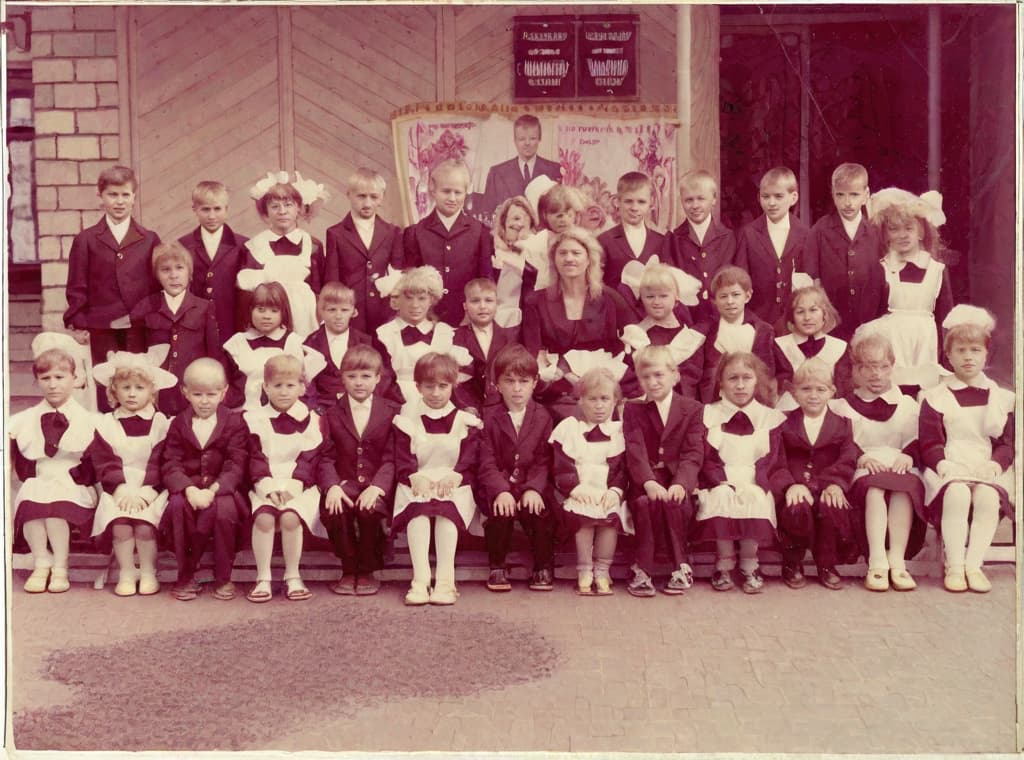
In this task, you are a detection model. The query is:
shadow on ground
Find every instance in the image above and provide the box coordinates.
[14,602,561,751]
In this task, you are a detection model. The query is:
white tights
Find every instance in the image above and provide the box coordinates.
[252,511,303,581]
[22,518,70,570]
[864,488,913,571]
[575,524,618,577]
[407,515,459,589]
[941,483,1001,571]
[111,523,157,577]
[716,539,759,573]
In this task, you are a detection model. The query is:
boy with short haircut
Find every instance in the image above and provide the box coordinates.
[127,241,222,415]
[662,169,736,325]
[161,358,249,601]
[623,345,704,597]
[318,344,399,595]
[476,344,556,591]
[302,282,373,413]
[324,168,405,335]
[64,165,161,406]
[803,163,888,341]
[598,172,666,295]
[776,358,859,590]
[697,266,776,403]
[735,166,812,334]
[178,180,249,341]
[404,159,494,327]
[453,278,519,414]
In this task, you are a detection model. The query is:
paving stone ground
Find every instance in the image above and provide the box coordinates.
[8,564,1021,755]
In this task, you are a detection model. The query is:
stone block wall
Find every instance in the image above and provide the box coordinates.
[29,5,121,331]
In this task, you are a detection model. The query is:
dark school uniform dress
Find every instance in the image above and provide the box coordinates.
[661,217,736,324]
[772,333,852,411]
[317,394,398,575]
[735,213,812,334]
[324,213,405,335]
[301,324,374,413]
[403,210,495,327]
[830,388,927,560]
[127,291,222,415]
[918,376,1016,522]
[10,399,98,544]
[178,224,249,339]
[477,401,556,572]
[452,321,519,413]
[803,211,887,341]
[694,400,789,546]
[777,409,859,568]
[160,407,249,585]
[696,313,776,403]
[64,217,161,368]
[620,319,706,400]
[89,408,170,552]
[623,393,704,575]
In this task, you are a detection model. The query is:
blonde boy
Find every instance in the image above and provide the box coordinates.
[599,172,666,295]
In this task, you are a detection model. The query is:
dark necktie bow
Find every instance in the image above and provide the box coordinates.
[646,325,681,346]
[269,237,302,256]
[898,261,927,283]
[721,410,755,436]
[118,415,153,437]
[848,395,896,421]
[950,385,989,407]
[421,410,457,434]
[797,336,826,358]
[41,411,69,457]
[583,425,611,443]
[401,326,432,346]
[248,334,284,350]
[271,413,309,435]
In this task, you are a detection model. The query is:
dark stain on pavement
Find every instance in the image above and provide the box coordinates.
[14,603,562,751]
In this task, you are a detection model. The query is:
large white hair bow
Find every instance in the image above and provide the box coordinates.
[93,347,177,390]
[249,170,328,206]
[620,257,701,306]
[868,187,946,227]
[942,304,995,333]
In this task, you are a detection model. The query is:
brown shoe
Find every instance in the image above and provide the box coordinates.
[355,573,381,595]
[330,576,357,595]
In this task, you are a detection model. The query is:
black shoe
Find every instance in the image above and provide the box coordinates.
[529,568,554,591]
[781,563,807,589]
[486,568,512,592]
[818,566,843,590]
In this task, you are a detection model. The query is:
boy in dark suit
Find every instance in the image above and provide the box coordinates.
[302,283,373,413]
[480,113,561,217]
[623,345,704,597]
[318,344,398,595]
[127,241,222,415]
[64,165,161,408]
[599,171,666,297]
[777,358,859,590]
[177,180,249,341]
[662,169,736,324]
[803,163,888,341]
[453,279,518,415]
[161,358,249,601]
[477,344,556,592]
[735,166,813,334]
[323,168,405,335]
[404,159,494,327]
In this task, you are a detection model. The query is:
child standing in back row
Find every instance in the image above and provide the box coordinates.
[598,172,666,294]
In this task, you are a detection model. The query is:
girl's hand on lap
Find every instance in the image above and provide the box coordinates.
[599,491,618,511]
[891,453,913,474]
[409,474,431,498]
[859,456,885,474]
[973,462,1002,480]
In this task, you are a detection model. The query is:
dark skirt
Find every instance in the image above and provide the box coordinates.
[391,498,470,536]
[13,500,95,553]
[925,481,1013,527]
[691,515,778,547]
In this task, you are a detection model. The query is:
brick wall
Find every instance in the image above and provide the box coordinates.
[30,5,120,331]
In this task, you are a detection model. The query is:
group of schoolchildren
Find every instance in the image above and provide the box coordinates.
[10,129,1015,606]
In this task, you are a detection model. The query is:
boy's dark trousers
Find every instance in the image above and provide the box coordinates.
[320,502,386,575]
[166,493,242,585]
[777,493,851,568]
[484,509,555,572]
[631,470,694,576]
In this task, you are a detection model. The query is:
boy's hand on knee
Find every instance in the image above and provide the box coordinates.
[493,491,517,517]
[822,484,848,509]
[185,486,210,510]
[644,481,669,502]
[666,484,687,503]
[325,485,346,514]
[785,484,812,507]
[521,489,545,515]
[356,486,384,511]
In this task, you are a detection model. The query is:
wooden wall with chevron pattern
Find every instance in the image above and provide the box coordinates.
[130,6,678,243]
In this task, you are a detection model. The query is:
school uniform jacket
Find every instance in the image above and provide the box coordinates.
[301,325,374,410]
[452,322,519,412]
[317,395,398,503]
[697,313,776,403]
[735,213,812,331]
[598,224,666,290]
[661,217,736,324]
[160,406,248,494]
[178,225,249,341]
[623,393,704,495]
[779,409,859,493]
[803,211,887,341]
[481,155,562,215]
[324,213,405,334]
[477,400,553,506]
[404,210,495,326]
[64,217,161,329]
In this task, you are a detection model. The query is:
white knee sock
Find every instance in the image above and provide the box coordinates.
[965,485,1001,571]
[44,518,70,569]
[738,539,759,574]
[406,516,432,588]
[716,539,737,572]
[434,517,458,587]
[940,483,971,568]
[23,519,53,569]
[886,493,913,572]
[252,523,275,581]
[594,526,618,578]
[864,487,889,570]
[575,525,596,573]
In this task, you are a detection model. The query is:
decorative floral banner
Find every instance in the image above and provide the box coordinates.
[391,103,679,232]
